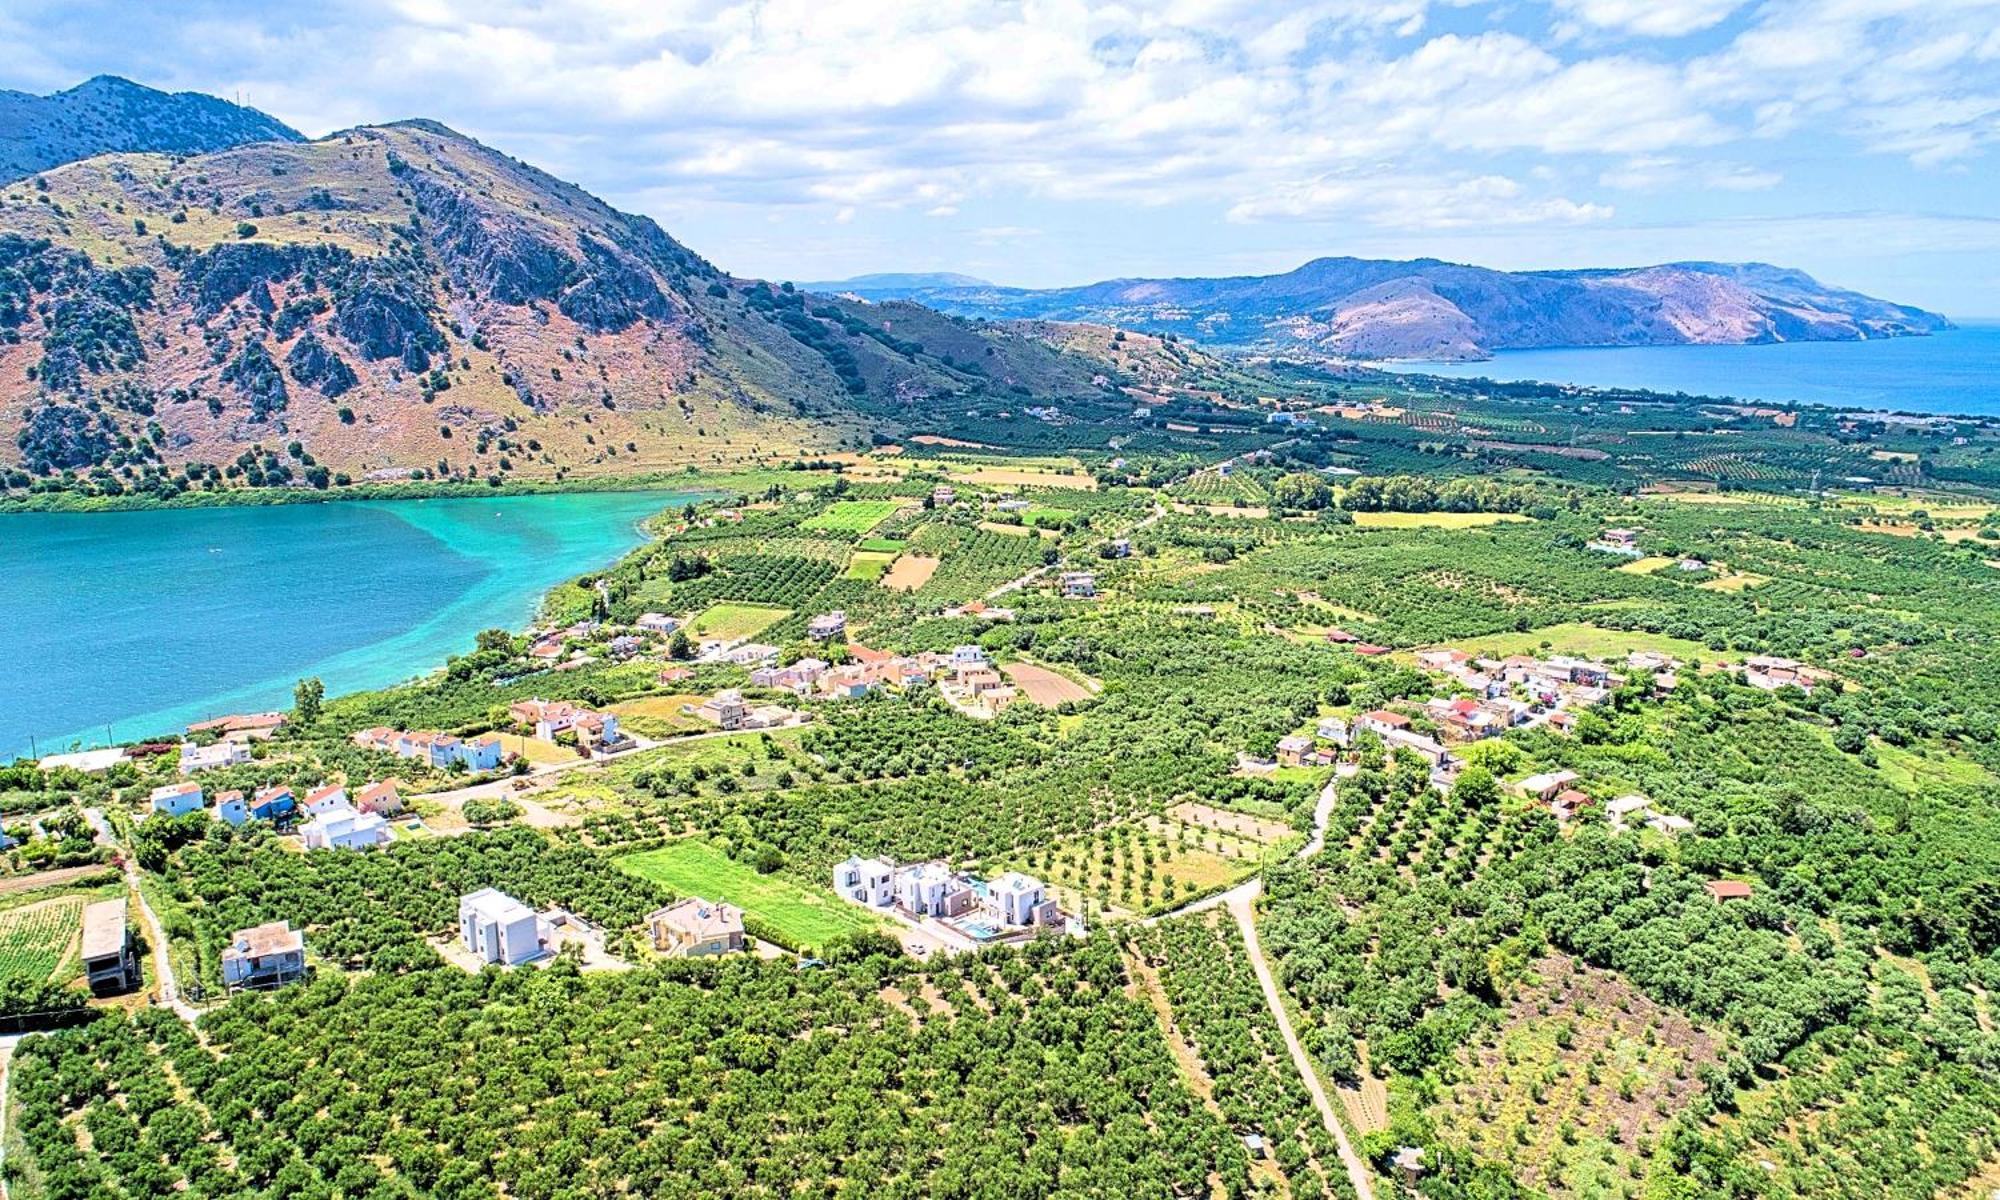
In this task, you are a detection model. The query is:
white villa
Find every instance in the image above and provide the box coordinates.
[459,889,546,965]
[300,800,391,851]
[833,856,897,907]
[835,856,1069,941]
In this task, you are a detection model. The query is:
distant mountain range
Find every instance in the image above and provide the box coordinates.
[0,75,302,183]
[795,272,991,299]
[825,257,1952,362]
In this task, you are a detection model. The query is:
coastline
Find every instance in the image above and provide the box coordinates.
[0,468,760,516]
[8,489,705,759]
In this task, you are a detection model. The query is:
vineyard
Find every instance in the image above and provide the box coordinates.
[0,895,87,987]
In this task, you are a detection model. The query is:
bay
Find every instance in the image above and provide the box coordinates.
[3,489,703,759]
[1378,323,2000,417]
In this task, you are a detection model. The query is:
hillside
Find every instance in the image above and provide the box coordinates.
[0,120,1127,496]
[844,256,1952,361]
[0,75,301,183]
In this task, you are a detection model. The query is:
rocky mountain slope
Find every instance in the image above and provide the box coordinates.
[0,76,301,184]
[0,119,1121,494]
[846,256,1951,361]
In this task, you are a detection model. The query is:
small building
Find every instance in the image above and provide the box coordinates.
[354,780,404,816]
[300,802,390,851]
[834,856,897,906]
[80,900,139,996]
[1705,879,1753,903]
[951,644,991,667]
[303,784,349,816]
[177,740,249,775]
[1357,710,1412,738]
[931,485,957,506]
[608,635,643,660]
[1107,537,1131,558]
[1324,628,1358,644]
[212,790,250,827]
[807,611,848,641]
[150,781,205,819]
[459,889,545,965]
[637,612,680,634]
[1059,570,1098,598]
[1316,717,1351,746]
[221,921,306,990]
[1384,728,1453,768]
[1550,788,1593,821]
[697,689,748,731]
[249,785,296,821]
[648,897,746,957]
[1517,770,1580,802]
[896,861,975,918]
[1276,734,1314,767]
[986,871,1059,927]
[186,711,289,741]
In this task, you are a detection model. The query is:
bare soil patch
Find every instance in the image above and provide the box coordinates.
[880,554,941,591]
[1001,662,1094,706]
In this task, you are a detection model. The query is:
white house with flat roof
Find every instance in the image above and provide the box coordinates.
[300,801,390,851]
[178,740,249,775]
[834,856,897,907]
[459,889,545,965]
[986,871,1058,927]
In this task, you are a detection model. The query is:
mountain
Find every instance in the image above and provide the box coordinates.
[0,75,302,184]
[795,271,992,299]
[838,256,1952,361]
[0,117,1126,493]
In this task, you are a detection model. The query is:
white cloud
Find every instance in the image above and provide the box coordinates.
[1552,0,1745,37]
[1230,172,1613,227]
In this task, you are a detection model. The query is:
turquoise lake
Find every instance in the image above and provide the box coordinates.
[1381,323,2000,417]
[4,490,701,759]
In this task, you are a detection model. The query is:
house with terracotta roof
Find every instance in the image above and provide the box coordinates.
[1705,880,1753,902]
[250,786,296,821]
[213,790,250,827]
[354,781,404,816]
[1357,710,1412,738]
[648,898,746,957]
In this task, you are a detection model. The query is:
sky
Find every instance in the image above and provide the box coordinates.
[2,0,1998,315]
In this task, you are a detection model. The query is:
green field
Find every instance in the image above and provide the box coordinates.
[0,896,86,987]
[1442,622,1725,663]
[858,537,906,553]
[802,500,903,533]
[846,550,898,581]
[687,602,792,642]
[1351,511,1532,529]
[614,840,886,950]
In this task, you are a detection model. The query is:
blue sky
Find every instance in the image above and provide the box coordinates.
[4,0,1997,314]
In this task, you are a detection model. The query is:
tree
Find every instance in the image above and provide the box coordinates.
[293,677,324,725]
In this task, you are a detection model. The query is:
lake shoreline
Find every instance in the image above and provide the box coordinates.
[0,469,745,516]
[7,490,707,759]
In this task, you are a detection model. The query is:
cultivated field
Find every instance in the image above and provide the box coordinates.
[801,499,903,534]
[879,555,941,591]
[614,840,887,949]
[1001,662,1094,706]
[1445,622,1723,663]
[0,895,87,987]
[1351,511,1531,529]
[688,602,792,642]
[845,551,898,581]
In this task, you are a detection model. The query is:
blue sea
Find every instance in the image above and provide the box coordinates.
[3,490,702,759]
[1379,323,2000,417]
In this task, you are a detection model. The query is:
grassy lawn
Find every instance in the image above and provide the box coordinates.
[1351,511,1532,529]
[845,550,898,581]
[689,602,792,642]
[1443,622,1726,663]
[1615,555,1676,574]
[857,537,906,553]
[801,499,902,533]
[614,840,886,949]
[606,694,708,737]
[492,731,579,766]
